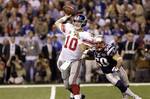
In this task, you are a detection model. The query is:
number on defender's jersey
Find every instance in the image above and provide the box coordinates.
[64,35,78,51]
[96,57,109,67]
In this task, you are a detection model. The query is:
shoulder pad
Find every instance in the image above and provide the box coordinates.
[106,44,117,56]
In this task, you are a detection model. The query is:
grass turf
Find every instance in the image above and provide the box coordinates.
[56,86,150,99]
[0,85,149,99]
[0,87,51,99]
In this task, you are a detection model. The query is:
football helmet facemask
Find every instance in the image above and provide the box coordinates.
[73,14,87,30]
[95,35,105,50]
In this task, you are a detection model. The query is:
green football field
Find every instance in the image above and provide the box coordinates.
[0,84,149,99]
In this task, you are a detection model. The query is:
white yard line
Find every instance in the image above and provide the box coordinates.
[50,86,56,99]
[0,83,150,88]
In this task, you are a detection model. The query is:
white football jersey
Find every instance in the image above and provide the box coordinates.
[58,23,93,62]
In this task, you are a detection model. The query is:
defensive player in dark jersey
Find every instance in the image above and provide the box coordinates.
[83,35,142,99]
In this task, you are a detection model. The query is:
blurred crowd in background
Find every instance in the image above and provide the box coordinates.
[0,0,150,84]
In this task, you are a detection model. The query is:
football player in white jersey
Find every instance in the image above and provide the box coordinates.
[55,13,94,99]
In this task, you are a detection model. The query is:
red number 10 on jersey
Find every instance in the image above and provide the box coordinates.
[64,35,78,51]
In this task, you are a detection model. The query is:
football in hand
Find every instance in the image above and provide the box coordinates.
[63,5,74,15]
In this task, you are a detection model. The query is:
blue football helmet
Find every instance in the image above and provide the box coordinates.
[73,14,87,27]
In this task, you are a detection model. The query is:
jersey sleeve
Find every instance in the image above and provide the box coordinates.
[106,45,118,57]
[58,23,72,35]
[80,32,94,47]
[60,24,66,33]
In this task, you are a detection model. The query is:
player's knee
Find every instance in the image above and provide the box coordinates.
[68,75,76,85]
[115,80,127,93]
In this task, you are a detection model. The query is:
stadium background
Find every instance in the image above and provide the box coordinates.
[0,0,150,99]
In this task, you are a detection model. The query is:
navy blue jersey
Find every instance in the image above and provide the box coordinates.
[87,44,117,74]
